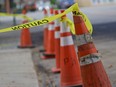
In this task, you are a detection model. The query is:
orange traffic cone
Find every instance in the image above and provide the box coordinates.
[39,8,48,52]
[41,8,55,59]
[18,9,34,48]
[73,11,112,87]
[60,15,83,87]
[18,20,34,48]
[52,10,61,73]
[22,6,27,15]
[22,9,26,14]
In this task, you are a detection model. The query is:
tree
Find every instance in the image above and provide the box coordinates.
[50,0,56,5]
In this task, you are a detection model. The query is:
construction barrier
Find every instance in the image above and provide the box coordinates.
[0,3,93,34]
[0,3,112,87]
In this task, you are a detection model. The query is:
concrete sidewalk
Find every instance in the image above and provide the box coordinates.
[0,49,39,87]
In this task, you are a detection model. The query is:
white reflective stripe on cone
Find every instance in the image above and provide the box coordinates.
[61,36,74,46]
[80,53,101,66]
[48,24,54,30]
[54,19,60,27]
[60,22,70,33]
[55,31,60,39]
[76,33,93,46]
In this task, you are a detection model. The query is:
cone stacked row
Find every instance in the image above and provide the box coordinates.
[18,7,112,87]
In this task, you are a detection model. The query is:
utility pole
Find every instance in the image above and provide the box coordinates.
[5,0,10,13]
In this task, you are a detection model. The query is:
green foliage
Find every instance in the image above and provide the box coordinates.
[50,0,56,5]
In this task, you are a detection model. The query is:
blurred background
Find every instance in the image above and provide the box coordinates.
[1,0,116,13]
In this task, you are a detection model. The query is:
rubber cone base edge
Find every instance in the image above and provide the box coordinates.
[40,55,55,59]
[18,45,35,48]
[43,52,55,58]
[51,67,60,73]
[61,84,83,87]
[39,49,46,52]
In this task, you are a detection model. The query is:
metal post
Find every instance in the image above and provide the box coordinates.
[13,11,16,26]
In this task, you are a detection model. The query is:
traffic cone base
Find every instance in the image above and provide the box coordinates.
[61,84,83,87]
[43,52,55,56]
[40,27,48,52]
[61,80,82,87]
[18,26,34,48]
[18,45,35,48]
[68,85,82,87]
[51,67,60,73]
[45,29,55,55]
[41,55,55,59]
[60,46,83,87]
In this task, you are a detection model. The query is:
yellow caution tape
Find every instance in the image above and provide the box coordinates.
[0,3,93,34]
[65,18,75,35]
[72,11,93,34]
[0,12,33,21]
[82,13,93,34]
[60,16,75,34]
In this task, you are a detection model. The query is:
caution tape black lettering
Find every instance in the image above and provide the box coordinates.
[0,3,93,33]
[11,19,49,30]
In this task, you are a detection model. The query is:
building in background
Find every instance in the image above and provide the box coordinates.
[75,0,116,7]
